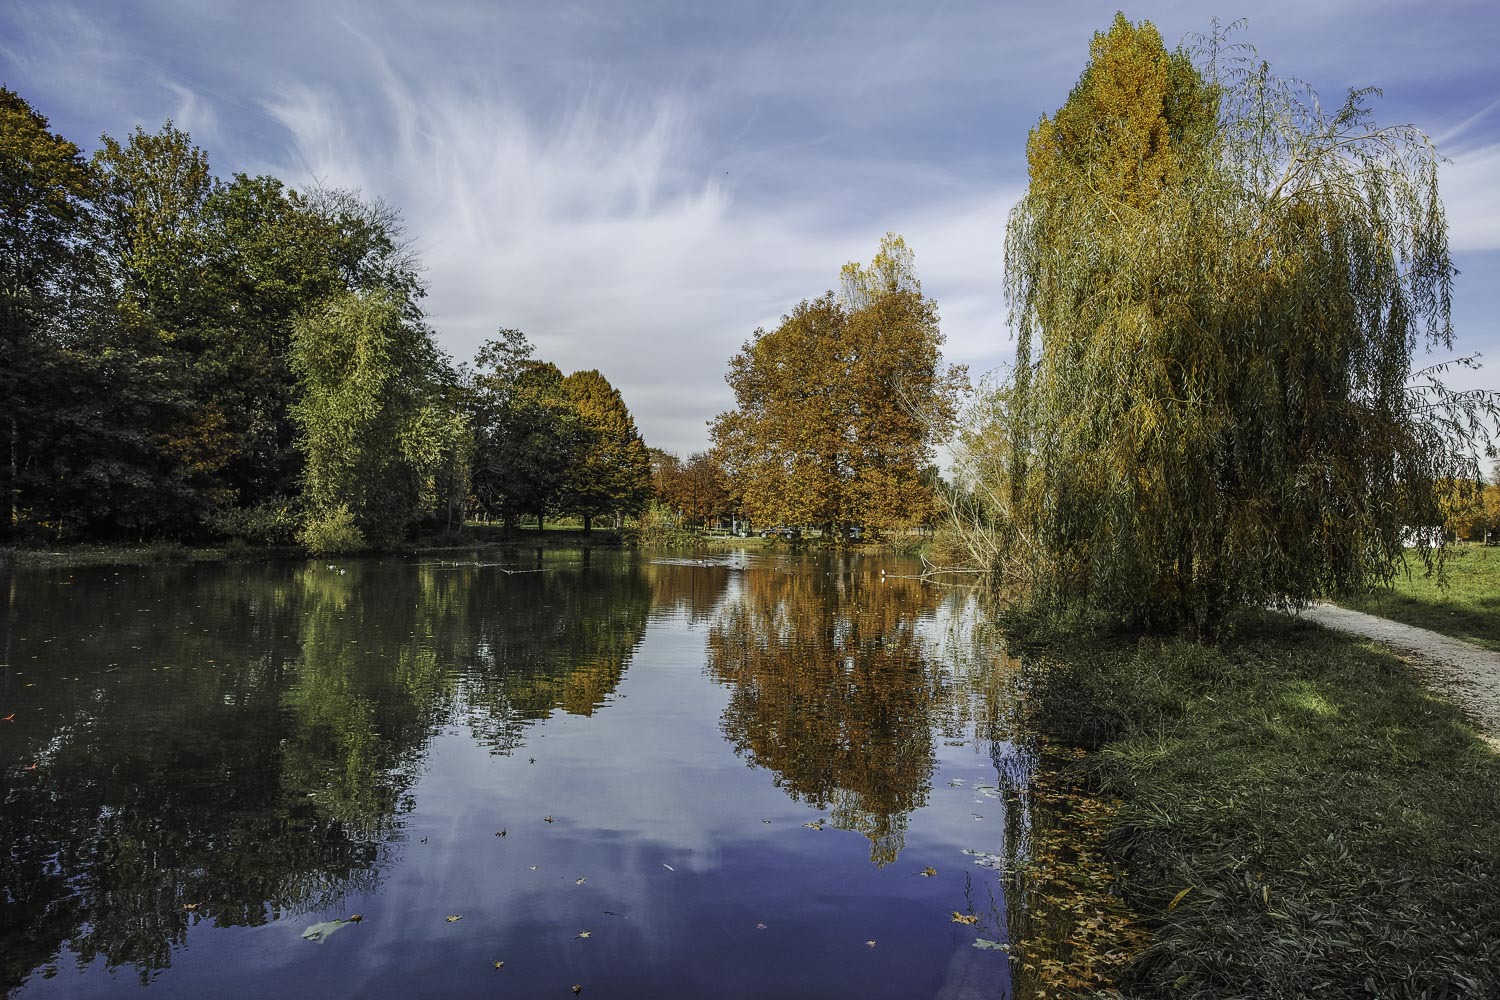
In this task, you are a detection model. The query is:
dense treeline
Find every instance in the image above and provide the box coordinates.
[1,88,651,551]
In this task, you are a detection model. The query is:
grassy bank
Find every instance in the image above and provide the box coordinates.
[1009,611,1500,998]
[1337,544,1500,651]
[0,525,625,570]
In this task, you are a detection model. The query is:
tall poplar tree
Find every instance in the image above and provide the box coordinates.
[557,369,651,532]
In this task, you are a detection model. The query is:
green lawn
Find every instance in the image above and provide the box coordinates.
[1009,611,1500,998]
[1337,544,1500,651]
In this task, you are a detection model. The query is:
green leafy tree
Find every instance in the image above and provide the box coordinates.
[467,329,580,531]
[195,177,426,516]
[980,15,1497,631]
[558,369,651,532]
[289,288,454,549]
[712,235,965,541]
[0,88,98,538]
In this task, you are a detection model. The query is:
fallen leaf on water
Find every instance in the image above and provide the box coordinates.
[446,915,463,923]
[544,816,555,823]
[183,903,199,911]
[865,940,876,948]
[575,878,587,885]
[1167,885,1195,911]
[574,931,591,939]
[2,713,14,722]
[493,961,504,970]
[347,914,363,923]
[529,865,539,871]
[496,829,507,837]
[755,923,768,930]
[662,864,674,871]
[802,819,825,830]
[951,912,979,925]
[572,986,583,995]
[302,919,357,943]
[973,939,1008,951]
[917,866,937,877]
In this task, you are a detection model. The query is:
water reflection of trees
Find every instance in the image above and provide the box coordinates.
[457,558,654,753]
[0,554,650,992]
[705,567,946,866]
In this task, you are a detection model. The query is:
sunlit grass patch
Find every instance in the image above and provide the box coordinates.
[1338,544,1500,652]
[1009,611,1500,998]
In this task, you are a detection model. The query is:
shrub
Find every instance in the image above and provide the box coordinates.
[299,505,365,555]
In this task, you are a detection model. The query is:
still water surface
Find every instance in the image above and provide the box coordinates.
[0,550,1035,999]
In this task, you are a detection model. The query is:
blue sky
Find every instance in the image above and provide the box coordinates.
[3,1,1497,457]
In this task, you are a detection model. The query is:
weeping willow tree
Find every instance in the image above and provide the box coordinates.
[968,15,1496,631]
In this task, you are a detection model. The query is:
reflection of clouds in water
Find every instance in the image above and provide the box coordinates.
[0,554,1026,994]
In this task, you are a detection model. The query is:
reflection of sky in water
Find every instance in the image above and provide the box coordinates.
[1,552,1020,999]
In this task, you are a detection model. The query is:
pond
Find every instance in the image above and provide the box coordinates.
[0,550,1042,999]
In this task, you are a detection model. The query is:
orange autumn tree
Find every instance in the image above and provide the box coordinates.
[711,235,966,541]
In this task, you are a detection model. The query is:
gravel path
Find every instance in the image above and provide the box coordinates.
[1301,603,1500,748]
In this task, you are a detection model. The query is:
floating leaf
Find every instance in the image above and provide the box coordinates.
[183,903,200,911]
[917,866,937,877]
[572,986,583,995]
[544,816,555,823]
[574,930,591,939]
[446,915,463,923]
[802,819,825,830]
[302,919,356,943]
[496,829,507,837]
[973,939,1008,951]
[662,863,675,871]
[755,923,768,930]
[1167,885,1195,911]
[575,878,587,885]
[529,865,539,871]
[961,849,1006,872]
[865,940,877,948]
[493,961,505,970]
[951,912,979,925]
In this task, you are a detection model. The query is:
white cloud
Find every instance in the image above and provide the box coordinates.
[261,70,1015,456]
[1442,143,1500,254]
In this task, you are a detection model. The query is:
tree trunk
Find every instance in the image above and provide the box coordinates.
[8,414,17,537]
[582,513,592,534]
